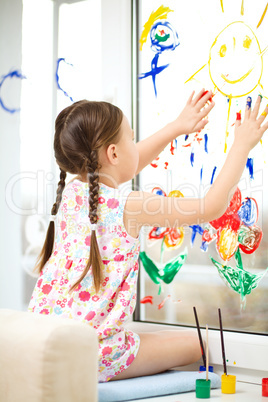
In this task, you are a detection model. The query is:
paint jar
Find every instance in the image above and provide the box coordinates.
[221,374,236,394]
[199,365,214,373]
[262,378,268,397]
[196,379,211,398]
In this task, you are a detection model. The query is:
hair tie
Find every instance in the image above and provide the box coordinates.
[50,215,57,222]
[91,223,97,231]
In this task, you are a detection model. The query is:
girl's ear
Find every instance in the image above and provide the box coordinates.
[106,144,118,166]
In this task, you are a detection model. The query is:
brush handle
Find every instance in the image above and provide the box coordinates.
[206,324,209,381]
[193,307,206,367]
[218,308,227,375]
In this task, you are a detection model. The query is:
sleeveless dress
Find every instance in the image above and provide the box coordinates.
[28,179,141,382]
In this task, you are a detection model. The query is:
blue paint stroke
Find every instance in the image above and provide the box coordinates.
[200,166,203,183]
[155,188,165,196]
[210,166,217,184]
[246,157,254,179]
[190,151,194,167]
[238,198,258,226]
[0,70,26,113]
[246,96,252,109]
[139,21,179,97]
[204,133,208,153]
[174,138,177,148]
[56,58,74,102]
[185,135,189,141]
[150,21,179,52]
[189,225,204,247]
[200,241,208,252]
[139,53,169,97]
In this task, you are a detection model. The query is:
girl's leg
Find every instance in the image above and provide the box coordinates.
[111,329,202,381]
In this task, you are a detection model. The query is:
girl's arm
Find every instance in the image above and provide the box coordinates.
[125,96,268,237]
[135,89,215,174]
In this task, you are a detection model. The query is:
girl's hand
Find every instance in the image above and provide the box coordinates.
[234,96,268,153]
[170,88,215,136]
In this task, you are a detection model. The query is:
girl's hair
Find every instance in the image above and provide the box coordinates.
[34,100,123,293]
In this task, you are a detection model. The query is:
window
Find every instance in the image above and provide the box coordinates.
[21,0,102,308]
[134,0,268,339]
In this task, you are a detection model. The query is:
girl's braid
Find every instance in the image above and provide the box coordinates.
[86,150,99,224]
[51,168,67,216]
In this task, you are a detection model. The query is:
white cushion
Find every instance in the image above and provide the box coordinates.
[0,309,98,402]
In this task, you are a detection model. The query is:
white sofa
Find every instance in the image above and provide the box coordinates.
[0,309,98,402]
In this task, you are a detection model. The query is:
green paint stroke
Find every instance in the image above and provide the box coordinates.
[211,249,267,304]
[139,248,188,293]
[155,33,170,43]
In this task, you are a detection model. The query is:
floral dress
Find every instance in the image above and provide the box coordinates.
[28,179,141,382]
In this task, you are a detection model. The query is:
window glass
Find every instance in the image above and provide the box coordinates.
[136,0,268,334]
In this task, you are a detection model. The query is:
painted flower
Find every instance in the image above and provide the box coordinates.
[148,188,184,249]
[98,196,105,204]
[209,188,262,260]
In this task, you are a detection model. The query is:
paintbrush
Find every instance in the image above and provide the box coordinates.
[193,306,206,367]
[206,324,209,381]
[218,308,227,375]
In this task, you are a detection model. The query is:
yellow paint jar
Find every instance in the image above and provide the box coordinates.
[221,374,236,394]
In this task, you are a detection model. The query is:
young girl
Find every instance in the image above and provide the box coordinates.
[28,90,268,382]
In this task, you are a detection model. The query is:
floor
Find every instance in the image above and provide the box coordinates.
[129,381,266,401]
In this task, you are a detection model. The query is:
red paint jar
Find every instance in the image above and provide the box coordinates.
[262,378,268,397]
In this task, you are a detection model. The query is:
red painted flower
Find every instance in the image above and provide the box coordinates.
[148,188,184,249]
[208,188,262,260]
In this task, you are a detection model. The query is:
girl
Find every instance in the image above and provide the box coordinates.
[28,90,268,382]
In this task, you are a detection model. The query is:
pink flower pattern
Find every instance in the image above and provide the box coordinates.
[28,179,140,382]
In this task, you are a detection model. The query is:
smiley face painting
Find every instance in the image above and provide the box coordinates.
[186,1,268,152]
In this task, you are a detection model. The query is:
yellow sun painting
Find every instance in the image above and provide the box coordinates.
[185,0,268,152]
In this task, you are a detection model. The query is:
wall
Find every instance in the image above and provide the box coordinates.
[0,0,132,310]
[0,0,23,309]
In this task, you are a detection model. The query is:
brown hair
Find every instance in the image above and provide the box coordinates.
[34,100,123,293]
